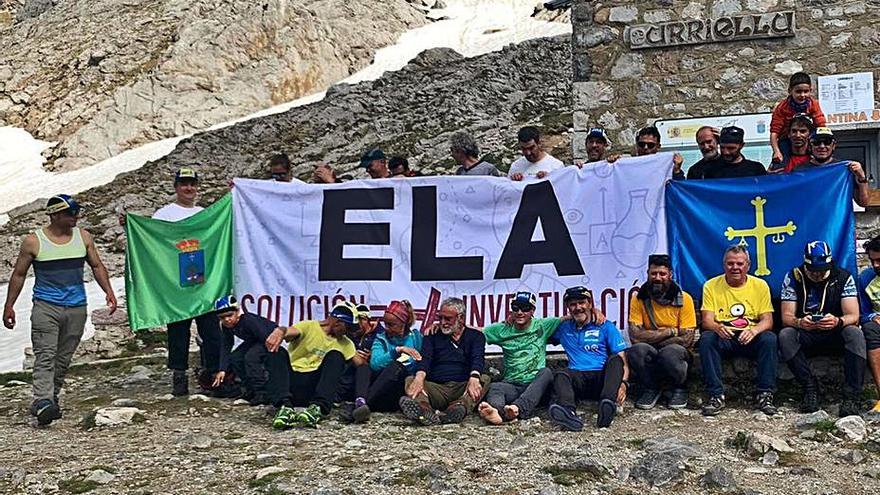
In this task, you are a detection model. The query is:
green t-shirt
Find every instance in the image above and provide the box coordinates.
[482,317,562,384]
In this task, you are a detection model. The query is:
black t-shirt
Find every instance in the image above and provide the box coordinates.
[701,156,767,179]
[228,312,277,344]
[686,158,711,180]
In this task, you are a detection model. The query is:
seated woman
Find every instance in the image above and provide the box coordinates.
[348,300,423,423]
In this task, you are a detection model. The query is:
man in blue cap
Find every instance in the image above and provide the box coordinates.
[548,286,629,430]
[585,128,614,164]
[779,241,864,416]
[3,194,117,426]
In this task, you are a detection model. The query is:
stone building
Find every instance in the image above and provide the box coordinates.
[570,0,880,224]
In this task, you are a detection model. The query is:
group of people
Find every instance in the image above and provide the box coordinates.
[4,70,878,429]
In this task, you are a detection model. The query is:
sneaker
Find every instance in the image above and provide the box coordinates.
[293,404,323,428]
[440,401,468,424]
[668,389,689,410]
[597,399,617,428]
[799,387,820,413]
[548,404,584,432]
[702,395,725,416]
[871,400,880,414]
[33,399,59,426]
[634,388,661,410]
[756,392,777,416]
[352,403,371,424]
[399,396,440,426]
[248,392,270,407]
[272,405,296,429]
[839,396,862,418]
[172,370,189,396]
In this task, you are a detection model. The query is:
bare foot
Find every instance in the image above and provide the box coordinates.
[504,404,520,420]
[478,402,503,425]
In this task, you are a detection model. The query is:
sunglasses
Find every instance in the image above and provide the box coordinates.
[637,141,657,150]
[510,304,533,312]
[811,138,833,146]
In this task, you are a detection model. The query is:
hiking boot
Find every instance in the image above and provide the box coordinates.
[172,370,189,396]
[839,394,862,418]
[248,392,270,407]
[668,389,689,410]
[272,405,296,429]
[634,388,661,410]
[32,399,59,426]
[399,396,440,426]
[702,395,725,416]
[293,404,323,428]
[352,403,371,424]
[212,381,241,399]
[756,392,777,416]
[548,404,584,432]
[440,401,468,424]
[597,399,617,428]
[799,387,820,413]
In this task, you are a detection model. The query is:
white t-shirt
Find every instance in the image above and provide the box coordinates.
[507,154,564,178]
[152,203,204,222]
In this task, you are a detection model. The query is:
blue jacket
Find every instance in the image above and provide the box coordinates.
[370,328,423,373]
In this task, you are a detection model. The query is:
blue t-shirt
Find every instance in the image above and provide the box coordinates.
[552,319,628,372]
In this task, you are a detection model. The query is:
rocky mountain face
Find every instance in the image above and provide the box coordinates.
[0,0,427,171]
[0,34,574,280]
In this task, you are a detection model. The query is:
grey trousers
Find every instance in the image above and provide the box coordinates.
[30,300,87,403]
[484,367,553,419]
[628,342,691,390]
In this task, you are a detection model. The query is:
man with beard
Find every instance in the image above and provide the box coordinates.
[778,241,864,416]
[858,236,880,414]
[699,246,777,416]
[627,254,697,410]
[771,113,813,173]
[633,126,685,179]
[548,286,629,431]
[584,128,616,164]
[793,127,870,207]
[399,297,489,425]
[508,126,564,181]
[477,292,560,425]
[685,126,720,180]
[701,126,767,179]
[269,302,361,429]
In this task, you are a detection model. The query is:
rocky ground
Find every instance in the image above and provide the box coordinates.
[1,355,879,495]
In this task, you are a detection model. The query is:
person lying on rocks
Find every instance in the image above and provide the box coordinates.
[269,302,364,429]
[477,291,561,425]
[341,300,423,423]
[628,254,697,411]
[548,286,629,431]
[399,297,490,425]
[779,241,864,417]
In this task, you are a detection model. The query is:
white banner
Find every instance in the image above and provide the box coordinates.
[232,154,672,330]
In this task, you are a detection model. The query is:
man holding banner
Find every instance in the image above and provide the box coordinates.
[698,246,777,417]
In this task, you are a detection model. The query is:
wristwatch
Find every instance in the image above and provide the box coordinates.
[469,371,481,379]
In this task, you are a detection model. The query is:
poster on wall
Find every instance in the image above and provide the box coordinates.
[819,72,877,126]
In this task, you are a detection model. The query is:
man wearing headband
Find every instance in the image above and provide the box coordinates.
[627,254,697,410]
[268,301,360,429]
[779,241,864,416]
[477,291,560,425]
[4,194,117,426]
[548,286,629,430]
[400,297,489,425]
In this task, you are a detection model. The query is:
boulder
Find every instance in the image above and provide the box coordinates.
[835,416,867,442]
[93,407,146,427]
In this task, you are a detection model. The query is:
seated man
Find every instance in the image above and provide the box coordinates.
[628,254,697,410]
[548,286,629,431]
[779,241,864,416]
[400,297,489,425]
[858,236,880,414]
[699,245,777,416]
[336,303,382,418]
[268,302,362,429]
[477,292,561,424]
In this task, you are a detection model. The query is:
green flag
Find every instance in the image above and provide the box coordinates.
[125,194,233,330]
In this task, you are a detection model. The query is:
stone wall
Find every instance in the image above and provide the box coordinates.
[570,0,880,160]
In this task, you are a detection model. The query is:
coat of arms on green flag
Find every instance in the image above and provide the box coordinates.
[124,194,233,330]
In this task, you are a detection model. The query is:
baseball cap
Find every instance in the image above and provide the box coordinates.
[329,302,357,326]
[175,167,199,184]
[586,128,612,146]
[359,149,387,168]
[511,291,537,311]
[719,126,745,145]
[563,286,592,303]
[214,295,239,314]
[803,241,833,271]
[355,303,371,320]
[45,194,81,216]
[811,127,835,142]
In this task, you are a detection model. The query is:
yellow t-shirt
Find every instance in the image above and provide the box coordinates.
[701,275,773,330]
[628,291,697,330]
[288,320,356,373]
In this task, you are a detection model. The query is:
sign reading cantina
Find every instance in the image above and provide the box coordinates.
[627,10,795,50]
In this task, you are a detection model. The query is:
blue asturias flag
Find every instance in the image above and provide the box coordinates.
[666,162,856,299]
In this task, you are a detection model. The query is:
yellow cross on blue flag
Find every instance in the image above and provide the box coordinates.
[666,162,856,298]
